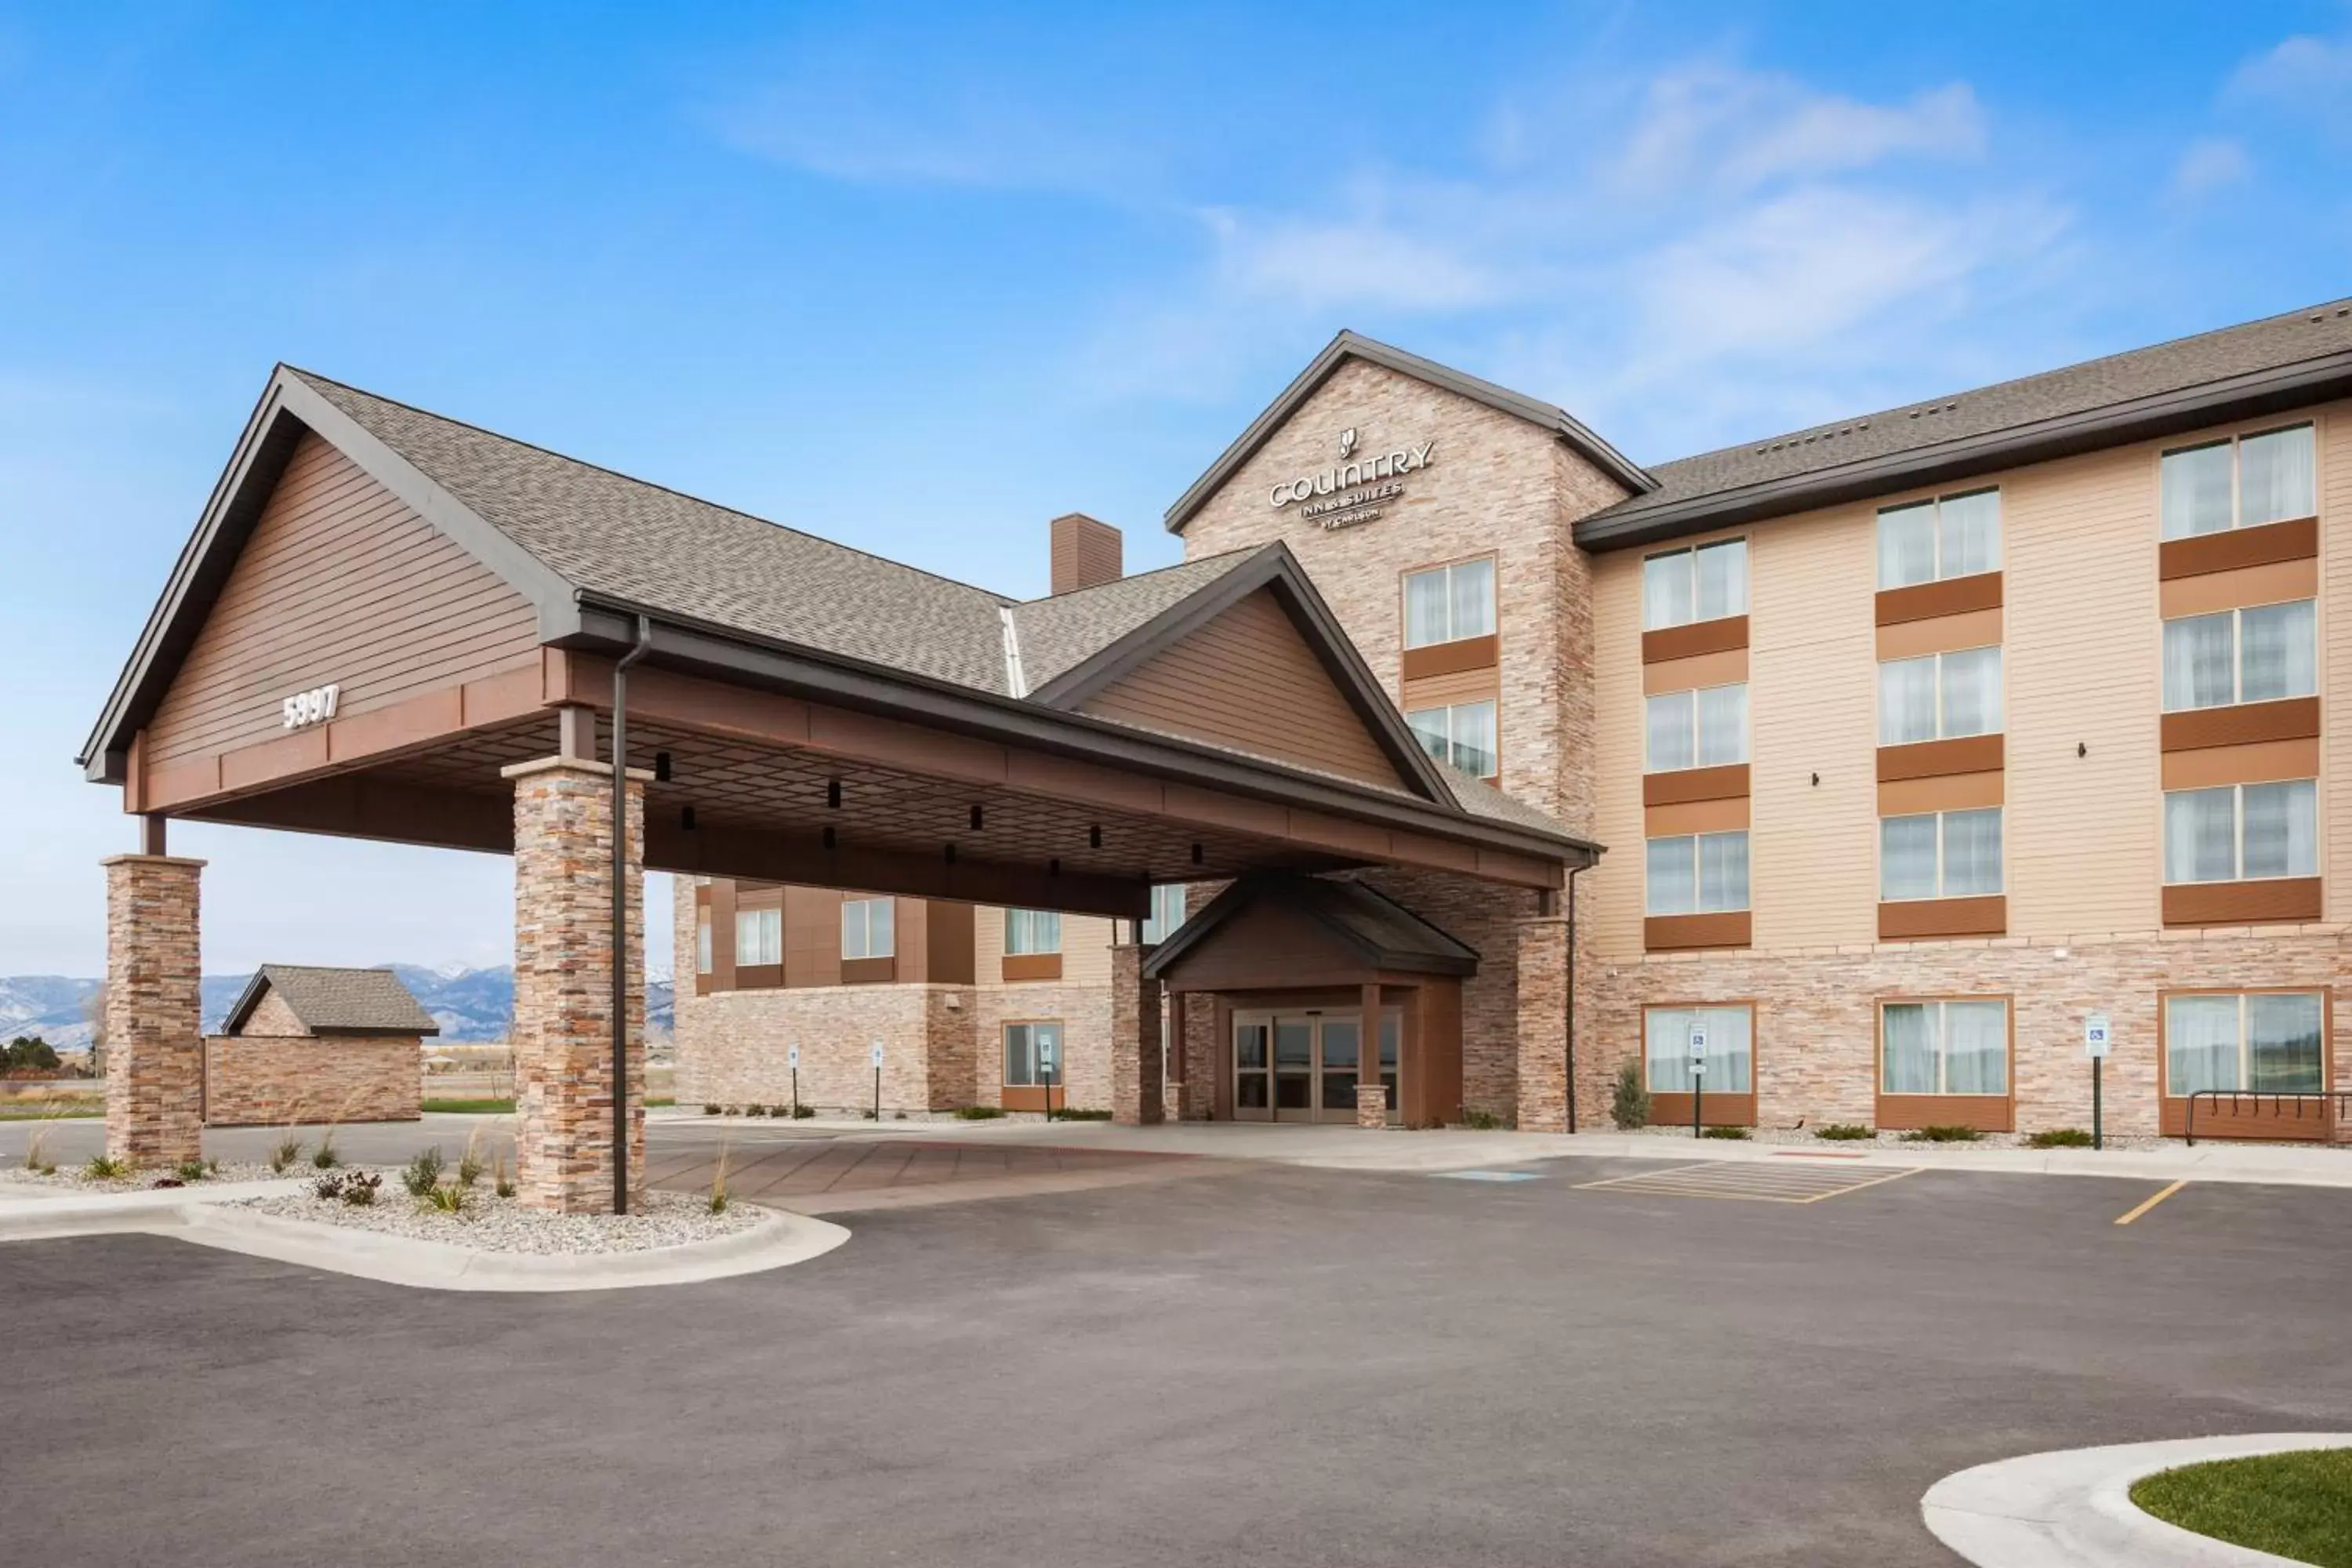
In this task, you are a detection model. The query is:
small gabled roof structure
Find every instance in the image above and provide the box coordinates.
[1142,873,1479,982]
[223,965,441,1038]
[1162,329,1657,534]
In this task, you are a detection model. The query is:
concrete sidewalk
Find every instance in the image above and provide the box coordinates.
[936,1119,2352,1188]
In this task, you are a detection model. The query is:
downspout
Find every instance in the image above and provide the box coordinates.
[1563,863,1584,1135]
[612,615,653,1214]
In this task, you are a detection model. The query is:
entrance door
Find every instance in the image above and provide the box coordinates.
[1234,1011,1387,1123]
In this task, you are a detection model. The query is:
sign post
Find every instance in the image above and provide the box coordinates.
[1040,1033,1060,1123]
[1688,1021,1709,1139]
[869,1041,884,1123]
[787,1044,800,1120]
[2083,1014,2111,1151]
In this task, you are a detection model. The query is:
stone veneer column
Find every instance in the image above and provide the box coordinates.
[1512,916,1572,1133]
[505,757,646,1213]
[102,854,207,1167]
[1108,942,1164,1127]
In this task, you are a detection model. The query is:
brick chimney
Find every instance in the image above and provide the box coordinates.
[1049,512,1123,594]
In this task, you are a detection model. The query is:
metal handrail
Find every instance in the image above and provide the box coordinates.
[2184,1088,2350,1146]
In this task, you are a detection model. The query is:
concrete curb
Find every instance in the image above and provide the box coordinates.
[0,1195,851,1293]
[1921,1432,2352,1566]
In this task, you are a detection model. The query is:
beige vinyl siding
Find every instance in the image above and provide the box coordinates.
[1748,514,1878,948]
[145,433,541,764]
[2324,404,2352,920]
[1587,552,1649,957]
[2002,446,2162,935]
[972,908,1118,988]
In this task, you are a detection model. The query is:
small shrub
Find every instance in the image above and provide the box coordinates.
[84,1152,133,1179]
[702,1103,723,1116]
[401,1147,446,1196]
[269,1134,305,1174]
[862,1109,879,1120]
[175,1158,209,1182]
[1815,1123,1873,1141]
[2027,1127,2095,1148]
[151,1177,184,1189]
[954,1105,1007,1120]
[421,1181,470,1214]
[745,1103,767,1118]
[791,1104,815,1120]
[492,1152,515,1200]
[1462,1109,1504,1131]
[768,1105,790,1119]
[341,1171,383,1207]
[1900,1124,1984,1143]
[894,1111,907,1120]
[205,1157,221,1176]
[1610,1059,1651,1131]
[312,1173,347,1201]
[456,1128,486,1189]
[1699,1124,1751,1140]
[1056,1108,1114,1122]
[311,1133,342,1170]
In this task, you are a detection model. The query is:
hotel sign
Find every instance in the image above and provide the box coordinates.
[1269,426,1435,531]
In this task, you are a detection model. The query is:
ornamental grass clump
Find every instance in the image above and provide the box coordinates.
[23,1122,59,1174]
[1901,1124,1983,1143]
[493,1152,515,1200]
[174,1158,209,1183]
[84,1152,132,1179]
[1814,1123,1873,1141]
[2027,1127,2095,1148]
[708,1142,732,1215]
[456,1127,487,1189]
[421,1181,470,1215]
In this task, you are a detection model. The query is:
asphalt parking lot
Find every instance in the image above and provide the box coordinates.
[6,1144,2350,1567]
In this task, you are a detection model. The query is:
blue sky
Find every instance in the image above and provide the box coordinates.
[5,2,2350,978]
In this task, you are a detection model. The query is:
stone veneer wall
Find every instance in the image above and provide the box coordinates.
[202,1035,419,1126]
[1581,927,2352,1138]
[971,982,1114,1111]
[674,982,977,1112]
[103,853,206,1167]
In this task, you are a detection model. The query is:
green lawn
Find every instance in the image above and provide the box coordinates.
[2132,1448,2352,1567]
[0,1102,101,1121]
[421,1097,673,1115]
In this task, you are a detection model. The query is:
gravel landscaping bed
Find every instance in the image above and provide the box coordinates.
[0,1160,281,1190]
[1625,1124,2173,1151]
[239,1178,766,1254]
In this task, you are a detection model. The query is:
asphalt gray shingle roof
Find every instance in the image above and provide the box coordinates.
[1594,296,2352,528]
[241,965,439,1036]
[1007,550,1259,691]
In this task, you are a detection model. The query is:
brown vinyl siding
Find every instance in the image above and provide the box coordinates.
[1878,895,2006,941]
[2157,513,2318,580]
[1876,1094,2012,1132]
[1877,734,2005,782]
[145,433,541,766]
[1875,571,2003,626]
[2161,696,2321,752]
[2161,878,2323,927]
[1643,912,1751,951]
[1080,586,1405,788]
[1642,763,1749,807]
[2326,407,2352,922]
[1641,614,1748,664]
[1400,633,1497,681]
[1001,953,1064,982]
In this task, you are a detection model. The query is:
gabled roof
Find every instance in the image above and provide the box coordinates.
[1581,296,2352,550]
[1142,872,1479,981]
[1163,329,1656,534]
[224,964,440,1037]
[1018,541,1458,804]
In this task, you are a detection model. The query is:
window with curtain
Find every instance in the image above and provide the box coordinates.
[1877,489,2002,588]
[1004,909,1062,955]
[1406,699,1498,778]
[840,898,895,960]
[2161,601,2316,711]
[735,906,782,967]
[2165,991,2322,1096]
[1642,538,1748,630]
[2163,781,2318,883]
[1643,1005,1755,1093]
[1003,1021,1065,1087]
[1881,1000,2009,1094]
[1643,684,1748,771]
[695,913,713,975]
[1646,831,1750,915]
[1140,884,1187,944]
[1402,558,1497,648]
[1881,808,2002,901]
[1878,646,2002,744]
[2160,424,2315,539]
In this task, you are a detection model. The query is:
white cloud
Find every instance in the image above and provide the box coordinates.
[2227,31,2352,116]
[1606,66,1986,197]
[2167,136,2252,201]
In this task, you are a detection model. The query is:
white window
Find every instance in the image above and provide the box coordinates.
[1877,489,2001,589]
[1878,646,2002,745]
[1643,1005,1754,1093]
[1642,538,1748,630]
[2163,781,2318,883]
[1881,808,2002,901]
[695,913,713,975]
[1004,1021,1065,1087]
[1403,558,1496,648]
[1004,909,1062,956]
[1881,1000,2009,1094]
[2161,424,2315,539]
[1407,699,1498,779]
[841,898,895,960]
[1646,831,1749,915]
[1141,884,1187,945]
[2165,991,2323,1096]
[1644,684,1748,771]
[2161,601,2317,711]
[735,906,782,967]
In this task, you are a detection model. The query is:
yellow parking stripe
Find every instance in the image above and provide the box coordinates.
[2114,1179,2187,1226]
[1574,1162,1925,1204]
